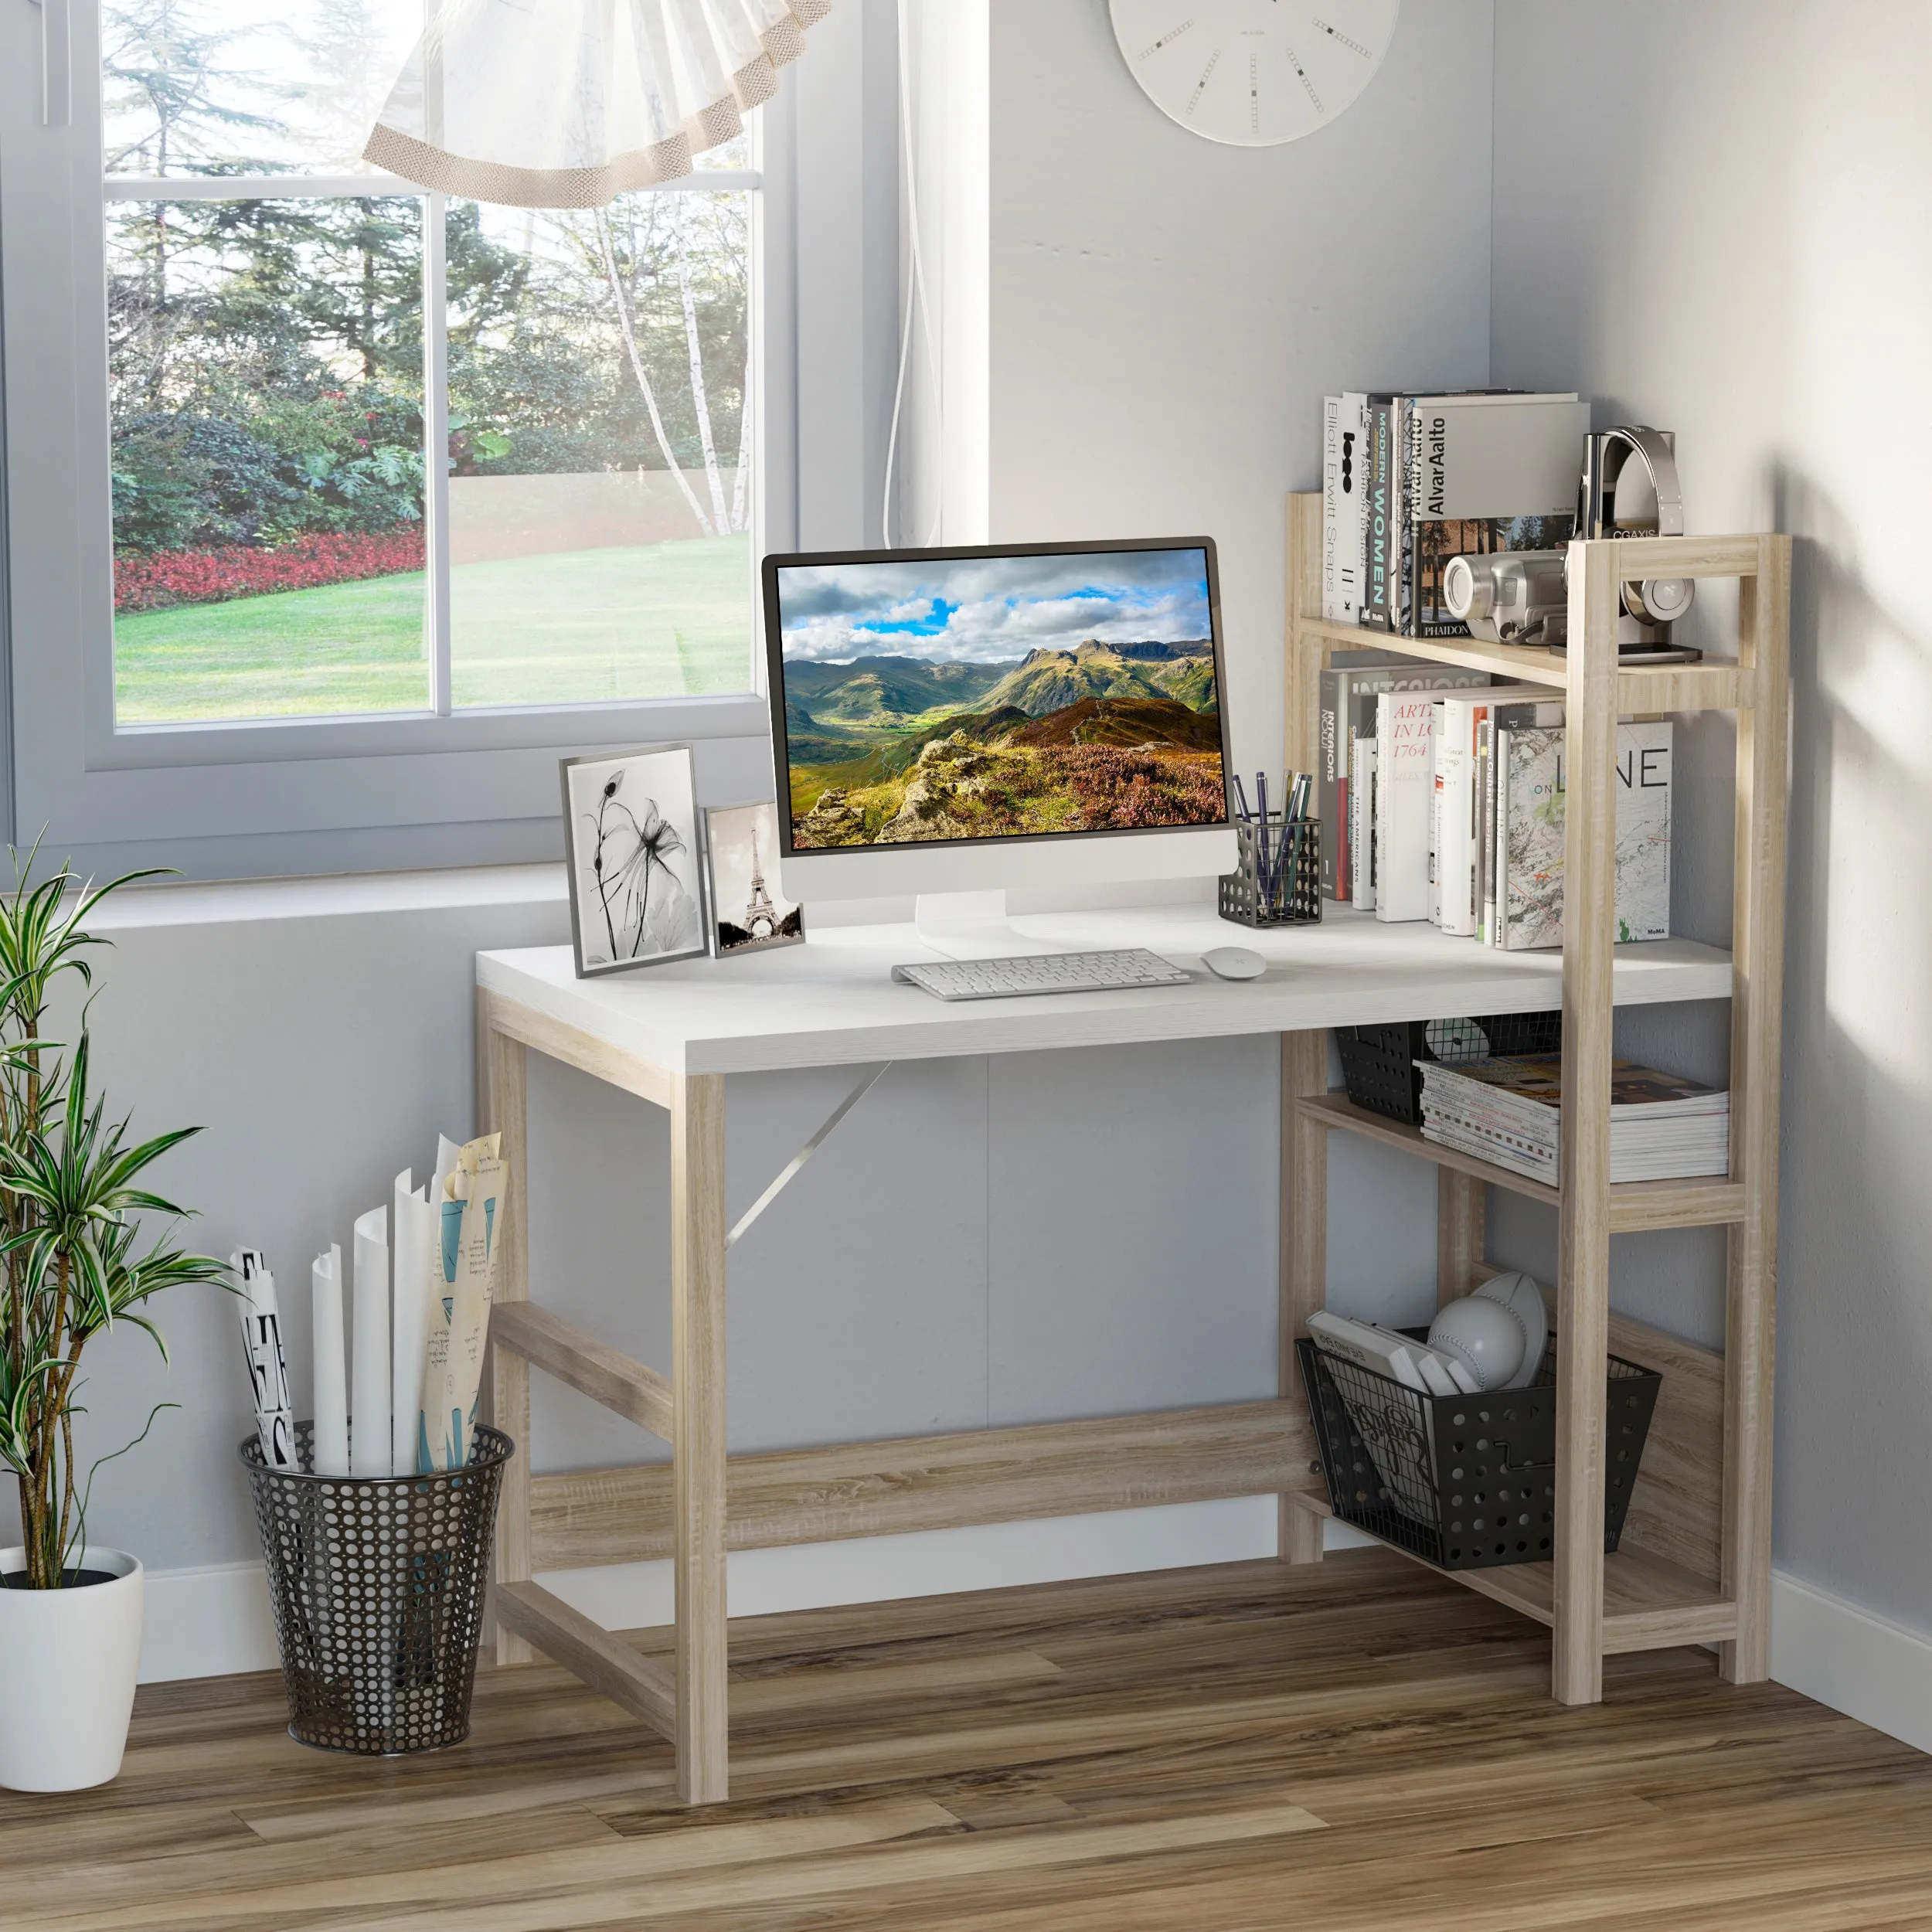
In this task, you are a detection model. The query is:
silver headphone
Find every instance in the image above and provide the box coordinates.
[1578,426,1695,630]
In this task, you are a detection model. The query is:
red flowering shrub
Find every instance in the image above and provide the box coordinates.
[114,526,424,614]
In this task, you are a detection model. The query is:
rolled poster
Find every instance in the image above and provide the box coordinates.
[311,1244,349,1477]
[390,1169,436,1480]
[350,1205,390,1477]
[232,1248,294,1470]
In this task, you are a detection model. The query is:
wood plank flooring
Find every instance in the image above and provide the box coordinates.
[9,1549,1932,1931]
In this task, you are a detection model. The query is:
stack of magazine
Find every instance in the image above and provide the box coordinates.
[1418,1053,1731,1185]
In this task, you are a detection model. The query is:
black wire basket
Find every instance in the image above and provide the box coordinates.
[1219,818,1321,927]
[240,1421,514,1754]
[1334,1010,1563,1125]
[1296,1333,1661,1571]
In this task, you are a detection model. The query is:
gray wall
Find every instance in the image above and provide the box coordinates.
[9,5,1502,1586]
[1491,0,1932,1630]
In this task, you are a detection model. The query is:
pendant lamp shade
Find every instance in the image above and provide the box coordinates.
[364,0,831,209]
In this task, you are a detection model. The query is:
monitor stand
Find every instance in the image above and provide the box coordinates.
[912,891,1056,958]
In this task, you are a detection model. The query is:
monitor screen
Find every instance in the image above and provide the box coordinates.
[764,540,1230,855]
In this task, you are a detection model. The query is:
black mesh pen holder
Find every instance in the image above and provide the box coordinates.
[1295,1334,1661,1570]
[1219,818,1321,927]
[1335,1009,1563,1124]
[240,1421,514,1754]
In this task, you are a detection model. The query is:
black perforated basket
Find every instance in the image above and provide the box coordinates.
[1334,1010,1563,1124]
[240,1421,513,1754]
[1296,1333,1660,1570]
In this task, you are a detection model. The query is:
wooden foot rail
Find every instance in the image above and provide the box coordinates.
[492,1580,676,1740]
[492,1302,674,1443]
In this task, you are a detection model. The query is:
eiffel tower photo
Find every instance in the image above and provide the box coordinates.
[708,801,805,954]
[742,827,779,940]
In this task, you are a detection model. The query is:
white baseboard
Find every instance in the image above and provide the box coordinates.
[139,1498,1366,1685]
[154,1512,1932,1755]
[139,1560,281,1683]
[1770,1569,1932,1757]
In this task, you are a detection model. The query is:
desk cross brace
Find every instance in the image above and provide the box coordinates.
[724,1061,895,1250]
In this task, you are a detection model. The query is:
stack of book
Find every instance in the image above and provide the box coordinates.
[1322,389,1588,637]
[1318,667,1675,945]
[1418,1053,1731,1186]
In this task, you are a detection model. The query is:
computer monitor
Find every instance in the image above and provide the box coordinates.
[762,538,1237,906]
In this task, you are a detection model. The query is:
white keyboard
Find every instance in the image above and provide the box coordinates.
[890,948,1192,1002]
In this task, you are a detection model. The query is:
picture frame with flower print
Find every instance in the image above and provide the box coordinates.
[560,745,709,978]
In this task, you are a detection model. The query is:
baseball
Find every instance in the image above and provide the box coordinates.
[1427,1294,1527,1391]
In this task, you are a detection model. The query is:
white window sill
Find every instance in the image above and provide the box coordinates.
[83,862,570,932]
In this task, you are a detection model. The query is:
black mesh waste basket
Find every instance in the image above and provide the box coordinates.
[240,1421,514,1754]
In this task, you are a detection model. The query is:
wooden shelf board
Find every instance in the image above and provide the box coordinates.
[1291,617,1750,713]
[1287,1495,1736,1652]
[1296,1091,1747,1233]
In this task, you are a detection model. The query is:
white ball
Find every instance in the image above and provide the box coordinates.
[1428,1295,1526,1392]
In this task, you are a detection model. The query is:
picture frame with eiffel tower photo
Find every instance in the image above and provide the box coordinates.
[702,800,806,957]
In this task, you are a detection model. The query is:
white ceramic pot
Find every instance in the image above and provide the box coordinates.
[0,1547,145,1791]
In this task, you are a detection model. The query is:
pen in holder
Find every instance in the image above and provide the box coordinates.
[1219,815,1321,928]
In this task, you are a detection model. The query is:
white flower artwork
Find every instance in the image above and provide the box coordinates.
[561,746,708,975]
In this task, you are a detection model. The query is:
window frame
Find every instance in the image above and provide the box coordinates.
[0,0,900,879]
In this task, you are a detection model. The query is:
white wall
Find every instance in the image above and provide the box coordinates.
[985,3,1495,781]
[1491,0,1932,1738]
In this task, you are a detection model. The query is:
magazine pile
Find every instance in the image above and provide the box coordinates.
[1419,1053,1730,1186]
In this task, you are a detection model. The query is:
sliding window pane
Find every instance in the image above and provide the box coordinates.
[446,192,753,709]
[109,197,427,723]
[103,0,420,176]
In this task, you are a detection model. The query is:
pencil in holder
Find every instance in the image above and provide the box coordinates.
[1219,817,1321,927]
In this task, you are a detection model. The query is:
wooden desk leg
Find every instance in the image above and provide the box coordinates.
[672,1072,729,1803]
[1552,541,1618,1706]
[1279,1030,1327,1564]
[1437,1173,1486,1308]
[481,996,535,1666]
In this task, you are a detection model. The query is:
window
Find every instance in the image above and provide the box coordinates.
[101,0,757,726]
[0,0,893,876]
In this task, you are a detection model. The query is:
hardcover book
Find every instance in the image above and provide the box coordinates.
[1321,393,1369,624]
[1373,689,1440,923]
[1398,393,1588,638]
[1436,690,1563,938]
[1318,658,1483,900]
[1498,721,1674,949]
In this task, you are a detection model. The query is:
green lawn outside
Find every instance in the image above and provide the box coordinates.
[113,536,753,723]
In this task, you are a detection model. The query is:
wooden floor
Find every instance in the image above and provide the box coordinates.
[12,1549,1932,1931]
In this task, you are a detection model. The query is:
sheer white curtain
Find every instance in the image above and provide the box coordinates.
[366,0,831,208]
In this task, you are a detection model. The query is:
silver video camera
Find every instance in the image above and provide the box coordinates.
[1441,550,1567,646]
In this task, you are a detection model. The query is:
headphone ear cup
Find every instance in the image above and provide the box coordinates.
[1624,576,1696,625]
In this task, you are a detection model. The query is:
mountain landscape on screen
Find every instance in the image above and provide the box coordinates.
[774,550,1228,846]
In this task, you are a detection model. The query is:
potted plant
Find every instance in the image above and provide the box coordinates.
[0,862,226,1791]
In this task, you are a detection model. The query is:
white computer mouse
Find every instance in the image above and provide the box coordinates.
[1202,946,1266,981]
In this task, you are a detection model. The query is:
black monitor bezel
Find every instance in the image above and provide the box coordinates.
[760,535,1231,859]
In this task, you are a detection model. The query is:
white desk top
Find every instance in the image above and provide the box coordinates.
[477,905,1732,1077]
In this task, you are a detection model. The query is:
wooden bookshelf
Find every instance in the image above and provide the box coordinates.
[1280,493,1791,1702]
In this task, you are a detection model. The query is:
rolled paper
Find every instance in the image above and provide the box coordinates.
[435,1133,461,1202]
[351,1206,391,1477]
[232,1249,294,1469]
[417,1134,506,1471]
[311,1244,349,1478]
[390,1170,436,1480]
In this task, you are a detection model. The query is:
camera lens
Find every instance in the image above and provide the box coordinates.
[1443,556,1485,620]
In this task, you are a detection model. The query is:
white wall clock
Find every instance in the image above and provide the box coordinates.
[1108,1,1400,147]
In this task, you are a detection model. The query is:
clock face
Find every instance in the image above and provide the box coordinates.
[1108,0,1400,147]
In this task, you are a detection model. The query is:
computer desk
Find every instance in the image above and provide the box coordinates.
[474,902,1732,1803]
